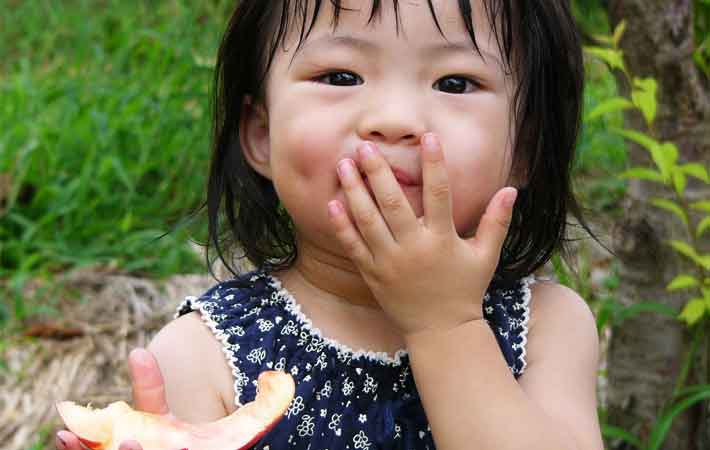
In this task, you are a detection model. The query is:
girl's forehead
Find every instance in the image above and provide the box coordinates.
[282,0,497,47]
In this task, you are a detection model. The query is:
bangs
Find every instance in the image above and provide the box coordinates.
[257,0,515,93]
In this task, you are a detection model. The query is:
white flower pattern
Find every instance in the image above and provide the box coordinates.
[342,377,355,396]
[328,413,342,431]
[297,414,315,437]
[173,269,534,449]
[319,380,332,398]
[286,396,305,419]
[353,430,371,449]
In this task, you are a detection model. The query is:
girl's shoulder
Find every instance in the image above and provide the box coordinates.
[525,275,590,328]
[148,309,237,420]
[522,276,596,369]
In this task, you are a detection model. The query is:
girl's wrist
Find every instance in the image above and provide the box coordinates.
[403,317,487,348]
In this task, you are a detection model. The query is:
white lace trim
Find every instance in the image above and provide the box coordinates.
[174,297,248,408]
[265,273,410,367]
[516,275,537,375]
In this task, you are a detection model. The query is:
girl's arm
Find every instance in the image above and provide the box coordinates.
[329,136,603,449]
[146,311,236,421]
[404,283,604,450]
[56,312,231,450]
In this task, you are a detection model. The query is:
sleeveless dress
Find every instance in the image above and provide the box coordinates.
[175,268,535,450]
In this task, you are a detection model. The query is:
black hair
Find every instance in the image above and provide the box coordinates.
[202,0,597,284]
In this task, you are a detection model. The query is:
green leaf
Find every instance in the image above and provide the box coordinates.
[680,163,710,183]
[674,384,710,400]
[650,142,679,182]
[672,167,687,195]
[651,198,688,226]
[618,167,665,182]
[583,47,627,73]
[611,128,670,180]
[690,201,710,212]
[667,274,700,291]
[697,217,710,238]
[591,34,614,45]
[601,424,642,449]
[120,212,133,233]
[631,77,658,127]
[648,388,710,450]
[610,127,661,154]
[669,241,698,259]
[614,302,679,326]
[678,298,707,326]
[612,20,627,48]
[584,97,634,122]
[669,240,703,265]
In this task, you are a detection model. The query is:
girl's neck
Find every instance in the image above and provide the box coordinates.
[273,248,382,311]
[270,235,408,355]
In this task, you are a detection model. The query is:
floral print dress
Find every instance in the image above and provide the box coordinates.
[175,269,535,449]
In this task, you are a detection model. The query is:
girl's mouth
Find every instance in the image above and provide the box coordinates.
[363,178,423,199]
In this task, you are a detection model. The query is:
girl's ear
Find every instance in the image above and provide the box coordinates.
[239,95,272,179]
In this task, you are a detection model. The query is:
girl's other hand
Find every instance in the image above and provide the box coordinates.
[55,348,172,450]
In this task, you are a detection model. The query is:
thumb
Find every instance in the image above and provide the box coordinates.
[470,187,517,259]
[128,348,170,415]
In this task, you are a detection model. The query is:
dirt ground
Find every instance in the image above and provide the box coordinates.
[0,269,216,450]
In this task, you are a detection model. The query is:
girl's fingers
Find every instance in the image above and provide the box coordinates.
[336,158,394,252]
[328,200,374,268]
[128,348,170,415]
[470,187,517,260]
[420,133,454,234]
[355,142,418,240]
[56,430,85,450]
[119,440,143,450]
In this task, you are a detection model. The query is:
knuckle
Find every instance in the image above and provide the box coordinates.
[370,259,395,283]
[356,209,379,227]
[428,181,450,200]
[340,235,362,256]
[380,192,403,210]
[495,215,512,229]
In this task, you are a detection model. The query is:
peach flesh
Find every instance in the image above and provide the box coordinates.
[57,371,295,450]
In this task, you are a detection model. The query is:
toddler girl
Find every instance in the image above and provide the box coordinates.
[57,1,605,449]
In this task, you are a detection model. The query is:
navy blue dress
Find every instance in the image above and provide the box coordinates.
[175,268,535,449]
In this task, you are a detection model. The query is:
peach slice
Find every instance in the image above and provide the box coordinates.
[56,371,295,450]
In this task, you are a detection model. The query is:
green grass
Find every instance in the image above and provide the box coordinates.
[0,0,628,330]
[1,0,234,327]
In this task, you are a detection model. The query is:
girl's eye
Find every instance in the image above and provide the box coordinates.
[312,72,477,92]
[315,71,363,86]
[433,76,479,94]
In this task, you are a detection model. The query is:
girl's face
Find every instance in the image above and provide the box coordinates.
[243,0,516,251]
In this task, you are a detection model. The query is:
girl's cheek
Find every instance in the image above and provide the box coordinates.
[274,119,341,179]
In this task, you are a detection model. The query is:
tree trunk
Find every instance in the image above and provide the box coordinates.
[606,1,710,449]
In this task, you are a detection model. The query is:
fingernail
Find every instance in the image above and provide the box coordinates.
[504,188,518,208]
[328,200,343,217]
[130,348,151,368]
[337,159,355,178]
[358,142,377,160]
[422,133,438,152]
[57,431,67,449]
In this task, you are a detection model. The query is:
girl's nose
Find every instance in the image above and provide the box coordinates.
[356,87,427,146]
